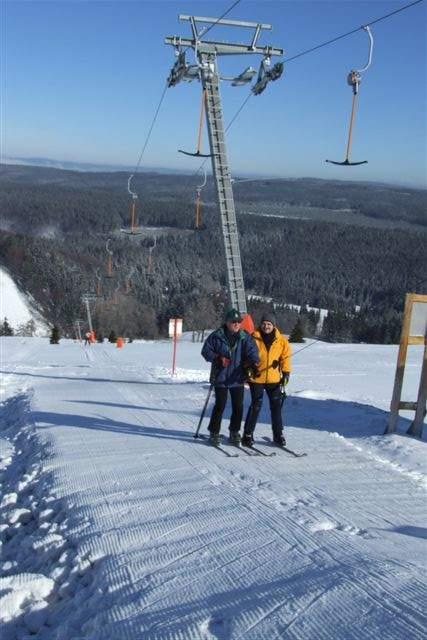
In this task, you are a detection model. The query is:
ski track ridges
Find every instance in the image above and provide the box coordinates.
[3,341,426,638]
[61,428,426,636]
[0,391,103,639]
[71,348,427,636]
[332,433,427,489]
[88,555,426,640]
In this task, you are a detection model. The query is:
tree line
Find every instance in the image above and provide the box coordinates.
[0,168,426,343]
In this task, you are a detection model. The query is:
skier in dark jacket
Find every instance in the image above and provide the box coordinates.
[201,308,259,445]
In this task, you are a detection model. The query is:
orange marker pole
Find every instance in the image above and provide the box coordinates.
[195,194,201,228]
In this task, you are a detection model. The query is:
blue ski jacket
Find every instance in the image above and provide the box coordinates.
[201,326,259,388]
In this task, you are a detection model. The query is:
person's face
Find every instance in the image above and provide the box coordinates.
[226,320,241,333]
[261,321,274,334]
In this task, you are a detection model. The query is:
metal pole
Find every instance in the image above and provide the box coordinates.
[83,298,93,333]
[75,320,82,342]
[165,16,283,313]
[201,55,247,313]
[193,383,214,438]
[172,319,178,376]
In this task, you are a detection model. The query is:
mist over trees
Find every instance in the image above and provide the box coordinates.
[1,165,426,343]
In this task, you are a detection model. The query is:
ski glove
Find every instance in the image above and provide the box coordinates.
[217,356,231,368]
[244,364,261,381]
[281,372,290,386]
[271,359,279,369]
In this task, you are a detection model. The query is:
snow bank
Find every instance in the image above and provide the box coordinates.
[0,267,49,336]
[0,338,425,639]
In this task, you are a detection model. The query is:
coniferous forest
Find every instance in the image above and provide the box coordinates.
[1,164,426,342]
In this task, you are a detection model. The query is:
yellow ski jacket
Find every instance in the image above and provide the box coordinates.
[252,328,292,384]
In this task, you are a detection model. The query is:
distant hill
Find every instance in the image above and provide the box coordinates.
[2,156,187,175]
[0,163,426,342]
[1,164,425,232]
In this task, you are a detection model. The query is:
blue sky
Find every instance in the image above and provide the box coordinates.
[2,0,426,187]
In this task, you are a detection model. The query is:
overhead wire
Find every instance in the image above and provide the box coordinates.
[130,0,242,178]
[199,0,242,38]
[132,0,425,201]
[132,83,168,176]
[183,0,242,54]
[188,0,424,179]
[124,1,243,253]
[284,0,424,64]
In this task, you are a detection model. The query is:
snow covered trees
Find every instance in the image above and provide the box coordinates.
[0,318,14,336]
[50,326,60,344]
[289,319,305,343]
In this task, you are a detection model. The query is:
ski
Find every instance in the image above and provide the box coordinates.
[210,443,239,458]
[261,437,307,457]
[230,443,260,456]
[241,443,276,457]
[197,434,239,457]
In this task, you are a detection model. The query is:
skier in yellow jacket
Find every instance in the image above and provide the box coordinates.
[242,313,292,446]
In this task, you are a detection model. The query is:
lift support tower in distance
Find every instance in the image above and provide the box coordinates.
[166,15,283,314]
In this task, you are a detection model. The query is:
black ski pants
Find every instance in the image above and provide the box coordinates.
[208,386,244,435]
[244,383,283,438]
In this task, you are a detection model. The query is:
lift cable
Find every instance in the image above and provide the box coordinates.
[124,83,168,234]
[132,0,422,185]
[125,2,242,232]
[130,0,242,177]
[188,0,424,180]
[129,0,423,209]
[284,0,424,64]
[132,83,168,177]
[182,0,242,54]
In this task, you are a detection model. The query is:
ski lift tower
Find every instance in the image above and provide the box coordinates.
[166,15,283,313]
[81,294,97,333]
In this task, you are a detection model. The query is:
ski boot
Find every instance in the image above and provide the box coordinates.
[209,433,221,446]
[241,433,254,447]
[228,431,241,446]
[273,433,286,447]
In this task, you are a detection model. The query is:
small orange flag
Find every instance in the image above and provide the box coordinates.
[240,314,255,334]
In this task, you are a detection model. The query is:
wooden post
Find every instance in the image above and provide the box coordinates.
[386,293,427,437]
[407,341,427,437]
[385,294,413,434]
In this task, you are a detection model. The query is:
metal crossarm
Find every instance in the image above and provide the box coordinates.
[164,37,283,57]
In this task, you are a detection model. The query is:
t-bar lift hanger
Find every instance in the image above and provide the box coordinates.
[178,88,212,157]
[122,175,143,235]
[326,25,374,166]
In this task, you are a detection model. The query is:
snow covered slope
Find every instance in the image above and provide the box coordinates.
[0,268,49,336]
[0,337,425,639]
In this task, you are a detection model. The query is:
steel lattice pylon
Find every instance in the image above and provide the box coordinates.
[166,14,283,314]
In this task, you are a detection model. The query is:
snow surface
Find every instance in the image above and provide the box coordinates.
[0,336,426,639]
[0,268,49,336]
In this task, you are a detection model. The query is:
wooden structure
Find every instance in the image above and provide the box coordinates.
[386,293,427,438]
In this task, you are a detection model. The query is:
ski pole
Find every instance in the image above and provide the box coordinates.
[193,383,214,438]
[280,386,288,409]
